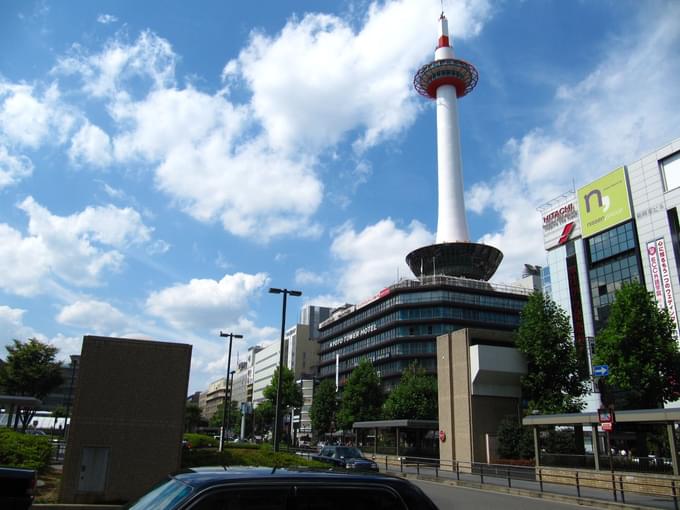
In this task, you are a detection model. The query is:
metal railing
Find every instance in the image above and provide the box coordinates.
[51,441,66,463]
[370,454,680,509]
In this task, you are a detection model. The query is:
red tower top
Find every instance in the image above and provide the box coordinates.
[414,13,478,99]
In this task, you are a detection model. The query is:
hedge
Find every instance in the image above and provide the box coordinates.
[183,433,218,449]
[182,445,325,469]
[0,428,52,472]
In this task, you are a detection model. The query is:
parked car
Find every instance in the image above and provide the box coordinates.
[312,445,379,471]
[24,429,47,436]
[128,466,438,509]
[0,467,36,510]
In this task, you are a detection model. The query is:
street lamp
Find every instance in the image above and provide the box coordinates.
[219,331,242,452]
[269,287,302,452]
[225,369,235,440]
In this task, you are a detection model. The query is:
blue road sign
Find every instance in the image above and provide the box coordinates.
[593,365,609,377]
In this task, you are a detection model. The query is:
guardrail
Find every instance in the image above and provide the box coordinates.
[371,454,680,509]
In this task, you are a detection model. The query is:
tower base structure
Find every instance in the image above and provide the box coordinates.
[406,242,503,281]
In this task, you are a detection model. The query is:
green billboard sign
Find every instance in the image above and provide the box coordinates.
[577,167,632,238]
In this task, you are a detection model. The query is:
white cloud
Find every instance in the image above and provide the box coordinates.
[55,30,175,98]
[468,5,680,282]
[201,317,279,375]
[0,306,82,361]
[154,138,324,240]
[145,272,270,330]
[109,77,323,240]
[0,145,33,188]
[0,81,75,148]
[56,299,131,334]
[49,0,489,241]
[228,0,491,154]
[295,269,326,286]
[146,239,171,255]
[49,334,83,361]
[330,218,433,302]
[69,122,113,167]
[0,198,153,295]
[111,87,248,161]
[97,14,118,24]
[0,305,39,341]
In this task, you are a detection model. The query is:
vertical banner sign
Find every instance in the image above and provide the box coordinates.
[656,238,679,336]
[647,242,665,308]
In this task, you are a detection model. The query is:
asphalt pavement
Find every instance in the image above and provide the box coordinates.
[412,478,600,510]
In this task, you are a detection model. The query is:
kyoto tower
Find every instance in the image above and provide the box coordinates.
[406,13,502,281]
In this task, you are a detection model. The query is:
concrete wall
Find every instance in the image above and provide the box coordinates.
[437,328,523,466]
[59,336,192,504]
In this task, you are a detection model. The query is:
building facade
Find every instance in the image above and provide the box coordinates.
[317,276,531,390]
[300,305,332,340]
[203,377,227,420]
[541,137,680,410]
[251,342,281,406]
[230,361,249,407]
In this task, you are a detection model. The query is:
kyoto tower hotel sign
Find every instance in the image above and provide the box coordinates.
[407,14,502,280]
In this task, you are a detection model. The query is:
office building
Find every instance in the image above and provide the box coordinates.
[317,277,530,389]
[251,342,280,406]
[540,137,680,410]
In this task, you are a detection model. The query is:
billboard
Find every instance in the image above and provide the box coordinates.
[647,238,679,336]
[577,167,632,238]
[542,197,581,249]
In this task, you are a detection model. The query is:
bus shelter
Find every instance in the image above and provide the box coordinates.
[523,408,680,474]
[0,395,42,429]
[353,419,438,458]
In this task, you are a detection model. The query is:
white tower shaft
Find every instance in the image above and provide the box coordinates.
[433,16,469,243]
[435,84,469,243]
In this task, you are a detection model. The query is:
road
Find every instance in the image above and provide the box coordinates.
[412,479,596,509]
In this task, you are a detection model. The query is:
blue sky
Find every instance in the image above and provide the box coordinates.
[1,0,679,393]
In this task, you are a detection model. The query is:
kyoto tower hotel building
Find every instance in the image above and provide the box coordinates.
[316,14,533,389]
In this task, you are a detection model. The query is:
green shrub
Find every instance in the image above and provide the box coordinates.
[0,429,52,472]
[181,445,325,469]
[183,433,218,448]
[224,442,259,450]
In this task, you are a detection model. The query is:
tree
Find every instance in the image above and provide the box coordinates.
[310,379,338,437]
[496,416,533,460]
[336,359,383,430]
[383,361,437,420]
[263,366,303,411]
[0,339,63,430]
[594,282,680,409]
[253,400,275,436]
[515,292,587,414]
[208,400,239,431]
[184,403,204,433]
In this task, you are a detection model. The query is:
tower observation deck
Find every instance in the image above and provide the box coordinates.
[406,13,502,281]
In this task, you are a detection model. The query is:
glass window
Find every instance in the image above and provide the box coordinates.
[128,479,193,510]
[189,488,289,510]
[294,487,406,510]
[661,151,680,191]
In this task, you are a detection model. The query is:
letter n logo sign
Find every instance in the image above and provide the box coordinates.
[559,222,575,245]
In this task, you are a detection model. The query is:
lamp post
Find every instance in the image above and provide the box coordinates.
[219,331,242,452]
[225,369,235,440]
[269,287,302,452]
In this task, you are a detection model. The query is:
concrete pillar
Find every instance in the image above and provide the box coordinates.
[591,425,600,471]
[667,423,679,476]
[533,426,540,468]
